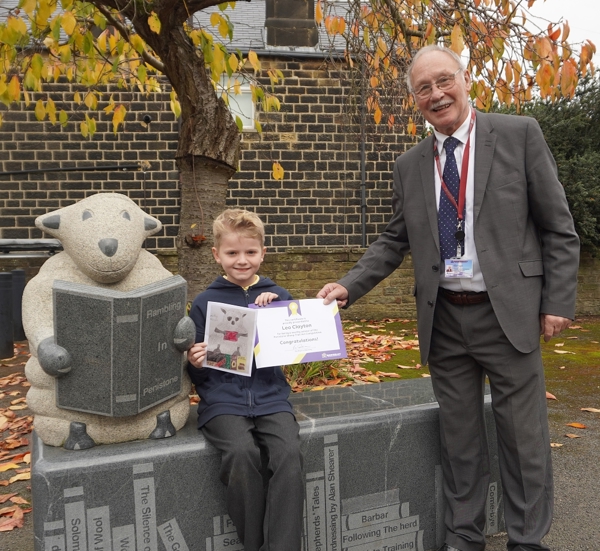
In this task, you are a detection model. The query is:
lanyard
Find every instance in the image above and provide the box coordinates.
[433,108,476,222]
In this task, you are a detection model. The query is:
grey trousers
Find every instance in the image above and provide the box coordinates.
[429,294,553,551]
[202,412,304,551]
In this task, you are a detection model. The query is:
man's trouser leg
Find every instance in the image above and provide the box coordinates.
[429,296,553,551]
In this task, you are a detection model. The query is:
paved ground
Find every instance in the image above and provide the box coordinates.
[1,340,599,551]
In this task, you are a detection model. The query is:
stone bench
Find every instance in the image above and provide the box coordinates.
[31,378,503,551]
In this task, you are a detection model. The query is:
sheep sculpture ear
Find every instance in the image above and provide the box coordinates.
[144,217,158,231]
[36,214,61,236]
[41,214,61,229]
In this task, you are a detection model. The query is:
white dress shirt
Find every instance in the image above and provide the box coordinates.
[433,112,487,292]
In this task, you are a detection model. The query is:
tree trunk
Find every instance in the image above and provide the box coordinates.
[177,156,234,300]
[113,2,242,302]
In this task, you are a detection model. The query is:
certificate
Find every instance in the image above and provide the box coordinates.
[251,299,347,368]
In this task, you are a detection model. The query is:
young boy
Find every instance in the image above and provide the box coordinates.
[187,209,304,551]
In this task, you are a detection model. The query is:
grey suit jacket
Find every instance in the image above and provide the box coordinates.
[338,111,580,364]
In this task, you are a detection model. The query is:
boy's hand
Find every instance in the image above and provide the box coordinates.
[187,342,207,368]
[254,292,279,306]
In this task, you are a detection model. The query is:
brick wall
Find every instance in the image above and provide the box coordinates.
[230,58,415,251]
[3,250,599,319]
[0,56,414,252]
[0,84,180,249]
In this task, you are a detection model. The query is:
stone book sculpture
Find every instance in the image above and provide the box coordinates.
[53,275,188,417]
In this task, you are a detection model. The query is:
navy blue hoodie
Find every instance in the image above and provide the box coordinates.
[187,276,295,428]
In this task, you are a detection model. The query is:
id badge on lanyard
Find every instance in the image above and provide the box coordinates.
[436,109,476,279]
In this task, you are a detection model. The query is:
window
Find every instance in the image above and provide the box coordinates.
[218,75,256,132]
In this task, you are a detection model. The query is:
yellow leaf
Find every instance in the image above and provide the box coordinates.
[148,12,161,34]
[80,121,89,138]
[212,45,225,76]
[450,24,465,56]
[0,462,19,472]
[553,350,575,354]
[34,99,46,121]
[130,34,145,55]
[565,433,582,439]
[566,422,586,429]
[88,116,96,136]
[59,110,68,126]
[562,21,570,43]
[218,19,229,39]
[272,162,284,180]
[228,53,239,72]
[316,1,323,25]
[248,50,261,73]
[375,371,402,378]
[84,92,97,110]
[364,375,380,383]
[310,386,326,391]
[7,76,20,102]
[170,91,181,118]
[550,443,563,448]
[373,105,382,125]
[235,116,243,132]
[61,11,77,36]
[9,472,31,483]
[210,13,221,27]
[112,104,127,133]
[97,29,107,53]
[21,0,37,16]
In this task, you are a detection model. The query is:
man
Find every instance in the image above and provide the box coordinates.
[318,45,579,551]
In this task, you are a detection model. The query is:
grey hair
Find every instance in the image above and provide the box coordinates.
[406,45,467,93]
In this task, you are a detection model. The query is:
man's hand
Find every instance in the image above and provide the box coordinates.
[187,342,207,368]
[540,314,572,342]
[317,283,349,307]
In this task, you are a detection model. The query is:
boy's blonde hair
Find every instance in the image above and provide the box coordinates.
[213,209,265,248]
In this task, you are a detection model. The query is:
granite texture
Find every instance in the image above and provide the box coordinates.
[31,379,503,551]
[53,276,189,417]
[22,193,193,447]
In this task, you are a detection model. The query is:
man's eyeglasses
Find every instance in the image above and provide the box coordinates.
[413,69,463,100]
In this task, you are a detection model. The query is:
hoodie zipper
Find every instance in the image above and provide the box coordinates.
[243,282,255,415]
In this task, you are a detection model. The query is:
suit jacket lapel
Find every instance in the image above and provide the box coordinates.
[473,112,496,223]
[418,136,440,251]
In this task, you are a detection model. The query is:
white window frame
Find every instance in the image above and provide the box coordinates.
[218,75,256,132]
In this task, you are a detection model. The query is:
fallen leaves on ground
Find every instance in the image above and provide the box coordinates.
[565,433,583,439]
[331,319,420,386]
[581,407,600,413]
[546,391,557,400]
[566,422,587,429]
[550,442,564,448]
[0,367,33,531]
